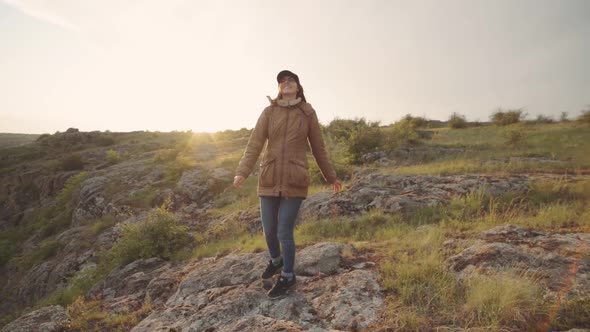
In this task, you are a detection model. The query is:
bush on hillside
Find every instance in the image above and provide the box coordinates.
[108,207,193,267]
[106,149,121,164]
[325,118,366,141]
[404,115,429,128]
[61,153,85,171]
[347,120,383,164]
[384,115,423,149]
[491,108,525,126]
[448,112,468,129]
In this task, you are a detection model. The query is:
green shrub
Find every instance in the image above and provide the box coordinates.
[404,115,428,128]
[448,112,468,129]
[347,120,383,164]
[491,108,525,126]
[106,149,121,164]
[325,118,362,141]
[384,115,422,149]
[56,172,87,211]
[108,208,193,267]
[61,154,85,171]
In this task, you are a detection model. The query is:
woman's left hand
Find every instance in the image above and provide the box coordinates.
[332,180,342,193]
[233,175,246,189]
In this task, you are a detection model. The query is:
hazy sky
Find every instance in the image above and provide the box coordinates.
[1,0,589,134]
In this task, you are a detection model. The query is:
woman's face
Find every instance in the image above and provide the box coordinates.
[278,76,298,96]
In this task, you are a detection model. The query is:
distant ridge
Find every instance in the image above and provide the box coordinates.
[0,133,40,148]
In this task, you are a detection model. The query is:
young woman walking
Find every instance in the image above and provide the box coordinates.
[233,70,341,298]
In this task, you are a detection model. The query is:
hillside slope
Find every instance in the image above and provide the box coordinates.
[1,121,589,331]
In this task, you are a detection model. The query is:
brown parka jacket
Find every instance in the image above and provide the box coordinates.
[235,99,337,198]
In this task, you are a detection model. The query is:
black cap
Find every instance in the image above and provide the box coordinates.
[276,70,300,85]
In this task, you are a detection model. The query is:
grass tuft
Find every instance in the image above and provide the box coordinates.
[463,271,548,329]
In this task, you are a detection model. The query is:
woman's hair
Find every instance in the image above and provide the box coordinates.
[271,83,307,105]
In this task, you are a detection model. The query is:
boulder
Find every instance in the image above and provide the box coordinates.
[71,176,108,226]
[88,257,174,312]
[0,305,68,332]
[446,225,590,327]
[175,168,230,205]
[298,172,528,222]
[131,242,382,331]
[13,228,90,309]
[296,242,355,276]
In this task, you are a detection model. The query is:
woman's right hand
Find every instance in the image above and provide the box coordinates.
[233,175,245,188]
[332,180,342,193]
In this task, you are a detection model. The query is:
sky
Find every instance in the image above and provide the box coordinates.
[0,0,589,134]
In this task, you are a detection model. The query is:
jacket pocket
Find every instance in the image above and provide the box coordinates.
[259,158,276,187]
[287,159,310,188]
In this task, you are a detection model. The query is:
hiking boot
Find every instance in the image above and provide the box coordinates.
[261,259,283,279]
[268,275,296,298]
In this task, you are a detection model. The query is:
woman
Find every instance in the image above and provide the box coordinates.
[233,70,342,298]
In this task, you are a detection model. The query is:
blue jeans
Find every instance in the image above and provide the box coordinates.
[260,196,304,274]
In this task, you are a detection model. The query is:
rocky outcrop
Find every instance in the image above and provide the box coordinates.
[362,146,468,166]
[88,257,178,313]
[9,227,93,309]
[0,305,68,332]
[0,170,78,228]
[446,225,590,328]
[131,242,383,331]
[176,168,230,206]
[447,225,589,283]
[299,171,528,222]
[71,176,108,225]
[4,241,381,331]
